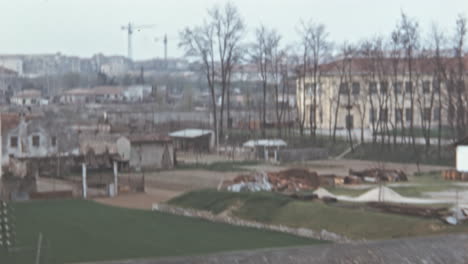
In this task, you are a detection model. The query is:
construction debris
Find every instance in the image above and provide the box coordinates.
[227,168,323,193]
[267,169,320,191]
[227,172,272,192]
[349,168,408,183]
[442,170,468,181]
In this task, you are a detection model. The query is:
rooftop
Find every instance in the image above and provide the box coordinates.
[169,129,214,139]
[13,89,42,98]
[243,139,287,148]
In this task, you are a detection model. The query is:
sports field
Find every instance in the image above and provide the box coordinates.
[1,199,320,264]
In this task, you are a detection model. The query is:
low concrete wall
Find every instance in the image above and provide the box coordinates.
[278,148,328,162]
[152,203,352,243]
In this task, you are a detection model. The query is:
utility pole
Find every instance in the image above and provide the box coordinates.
[164,34,168,70]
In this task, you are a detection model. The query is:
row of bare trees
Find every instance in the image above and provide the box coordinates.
[179,2,467,158]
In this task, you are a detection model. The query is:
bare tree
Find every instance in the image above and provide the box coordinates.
[453,14,467,139]
[179,2,244,148]
[210,2,245,137]
[396,11,420,151]
[179,22,218,147]
[301,22,331,140]
[250,25,282,138]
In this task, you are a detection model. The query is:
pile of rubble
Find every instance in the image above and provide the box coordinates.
[227,168,320,193]
[442,170,468,181]
[227,172,272,192]
[349,168,408,183]
[267,169,320,191]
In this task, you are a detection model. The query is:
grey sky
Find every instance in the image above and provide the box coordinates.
[1,0,467,60]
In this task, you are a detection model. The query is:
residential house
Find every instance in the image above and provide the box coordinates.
[11,89,48,106]
[4,116,79,162]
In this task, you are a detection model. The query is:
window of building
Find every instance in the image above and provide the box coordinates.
[405,108,413,122]
[393,82,403,94]
[433,107,440,121]
[395,108,403,122]
[346,114,354,129]
[369,108,377,123]
[405,81,413,93]
[352,82,360,95]
[380,81,388,94]
[10,136,18,148]
[369,82,377,94]
[32,135,40,147]
[339,83,349,95]
[379,108,388,122]
[423,108,431,121]
[51,136,57,147]
[422,81,431,94]
[432,81,440,93]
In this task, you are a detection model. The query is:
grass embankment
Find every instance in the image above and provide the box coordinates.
[1,199,320,264]
[169,189,468,240]
[330,171,462,198]
[345,143,454,166]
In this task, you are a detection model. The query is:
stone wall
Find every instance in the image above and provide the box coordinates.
[152,203,352,243]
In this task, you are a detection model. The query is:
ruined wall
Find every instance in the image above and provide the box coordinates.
[130,143,174,170]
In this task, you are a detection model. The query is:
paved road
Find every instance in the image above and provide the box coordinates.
[79,233,468,264]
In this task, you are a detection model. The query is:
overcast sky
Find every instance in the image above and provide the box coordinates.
[1,0,467,60]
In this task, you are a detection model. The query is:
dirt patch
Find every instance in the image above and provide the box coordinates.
[95,189,182,210]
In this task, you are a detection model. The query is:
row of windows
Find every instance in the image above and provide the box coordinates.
[369,107,440,123]
[334,80,466,96]
[9,135,57,148]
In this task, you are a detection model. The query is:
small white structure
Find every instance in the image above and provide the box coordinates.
[169,129,215,152]
[455,139,468,172]
[242,139,287,161]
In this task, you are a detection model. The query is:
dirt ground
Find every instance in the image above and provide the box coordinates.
[244,159,451,177]
[95,170,239,210]
[93,159,452,210]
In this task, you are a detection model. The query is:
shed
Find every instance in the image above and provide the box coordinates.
[117,134,174,171]
[169,129,214,152]
[242,139,287,161]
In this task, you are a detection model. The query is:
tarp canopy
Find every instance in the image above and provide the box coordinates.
[243,139,287,148]
[169,129,213,139]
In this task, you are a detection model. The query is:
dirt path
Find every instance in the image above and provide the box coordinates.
[95,188,182,210]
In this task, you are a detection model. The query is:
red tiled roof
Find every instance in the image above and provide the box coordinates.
[315,55,468,76]
[0,66,17,75]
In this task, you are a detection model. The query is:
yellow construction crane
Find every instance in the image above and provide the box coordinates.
[121,22,155,60]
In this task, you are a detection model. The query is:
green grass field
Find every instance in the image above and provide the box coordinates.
[169,189,468,240]
[1,199,321,264]
[345,143,455,166]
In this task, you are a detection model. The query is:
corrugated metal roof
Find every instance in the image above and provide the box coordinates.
[243,139,287,148]
[169,129,213,139]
